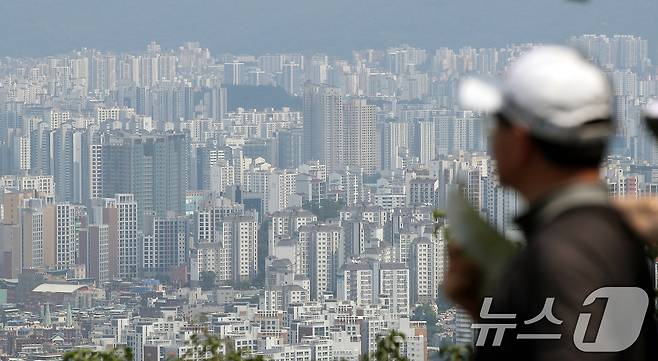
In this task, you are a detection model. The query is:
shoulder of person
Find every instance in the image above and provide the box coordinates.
[529,206,637,272]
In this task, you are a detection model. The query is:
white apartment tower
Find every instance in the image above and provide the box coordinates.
[409,237,442,305]
[43,203,77,270]
[308,225,342,300]
[343,98,376,174]
[116,194,139,279]
[303,83,344,172]
[376,262,410,316]
[213,215,258,284]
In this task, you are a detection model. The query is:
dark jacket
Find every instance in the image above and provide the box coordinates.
[474,183,658,361]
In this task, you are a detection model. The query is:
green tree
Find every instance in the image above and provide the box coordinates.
[200,271,217,290]
[63,347,133,361]
[360,330,408,361]
[65,330,421,361]
[438,343,472,361]
[411,304,442,345]
[230,280,253,290]
[435,289,454,314]
[303,199,345,221]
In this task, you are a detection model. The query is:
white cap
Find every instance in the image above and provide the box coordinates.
[643,99,658,138]
[460,46,614,144]
[646,99,658,119]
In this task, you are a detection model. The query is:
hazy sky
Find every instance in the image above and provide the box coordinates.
[0,0,656,57]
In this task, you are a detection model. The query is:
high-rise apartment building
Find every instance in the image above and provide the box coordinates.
[343,98,376,174]
[20,199,45,270]
[303,84,343,172]
[337,263,374,306]
[408,178,439,206]
[379,119,408,171]
[283,62,300,95]
[79,224,110,283]
[274,127,303,169]
[409,237,441,305]
[43,203,78,270]
[51,123,74,202]
[224,62,244,85]
[99,131,190,225]
[222,215,259,284]
[142,216,189,277]
[410,120,436,165]
[116,194,139,279]
[376,262,410,315]
[307,225,342,300]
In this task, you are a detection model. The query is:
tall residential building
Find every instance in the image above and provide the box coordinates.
[100,131,190,225]
[343,98,376,174]
[14,135,30,172]
[29,121,51,176]
[376,262,410,315]
[410,120,436,165]
[49,124,91,204]
[274,127,303,169]
[43,203,78,270]
[90,143,103,199]
[195,198,245,243]
[142,216,189,277]
[245,165,298,215]
[90,54,117,93]
[116,194,139,279]
[409,237,441,305]
[210,87,227,121]
[307,225,342,300]
[0,223,21,278]
[455,308,474,345]
[196,212,258,284]
[89,197,120,279]
[50,123,74,202]
[303,84,343,172]
[283,62,300,95]
[20,199,45,270]
[0,195,44,276]
[79,224,110,283]
[224,62,244,85]
[408,178,439,206]
[337,263,374,306]
[328,168,364,207]
[268,209,317,253]
[223,215,259,284]
[379,119,408,171]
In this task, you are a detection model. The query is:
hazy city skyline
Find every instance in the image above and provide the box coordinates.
[0,0,657,356]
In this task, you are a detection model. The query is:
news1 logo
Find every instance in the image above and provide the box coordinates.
[472,287,649,352]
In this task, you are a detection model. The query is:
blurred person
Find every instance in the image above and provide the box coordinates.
[447,46,658,360]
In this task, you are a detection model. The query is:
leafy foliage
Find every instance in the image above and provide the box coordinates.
[200,271,217,290]
[63,330,437,361]
[411,304,441,342]
[303,199,345,221]
[437,343,472,361]
[432,209,446,237]
[62,332,265,361]
[435,289,454,314]
[63,347,133,361]
[360,330,408,361]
